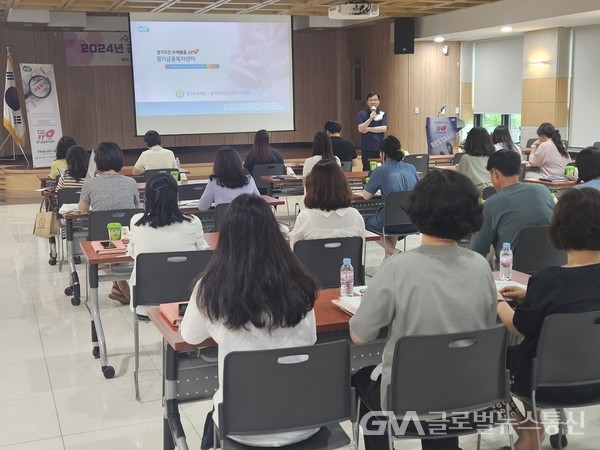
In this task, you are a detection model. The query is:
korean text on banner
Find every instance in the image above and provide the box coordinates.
[3,49,27,146]
[19,64,63,168]
[64,32,131,66]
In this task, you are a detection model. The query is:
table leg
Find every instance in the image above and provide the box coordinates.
[65,219,81,306]
[164,344,188,450]
[87,262,115,379]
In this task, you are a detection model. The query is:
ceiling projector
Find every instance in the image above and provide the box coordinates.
[328,2,380,20]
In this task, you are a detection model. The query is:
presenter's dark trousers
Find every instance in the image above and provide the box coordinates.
[352,366,461,450]
[362,150,380,172]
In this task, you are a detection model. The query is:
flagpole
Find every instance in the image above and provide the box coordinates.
[1,46,30,166]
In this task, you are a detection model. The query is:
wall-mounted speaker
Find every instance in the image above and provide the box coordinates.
[394,18,415,54]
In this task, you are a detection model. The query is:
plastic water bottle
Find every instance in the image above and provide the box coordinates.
[340,258,354,298]
[175,157,181,171]
[499,243,513,281]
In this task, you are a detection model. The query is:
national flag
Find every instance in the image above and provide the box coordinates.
[3,48,26,146]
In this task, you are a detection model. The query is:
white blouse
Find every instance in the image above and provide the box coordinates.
[289,207,366,249]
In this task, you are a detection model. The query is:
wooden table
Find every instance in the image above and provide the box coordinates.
[36,167,191,188]
[523,177,578,189]
[429,154,455,165]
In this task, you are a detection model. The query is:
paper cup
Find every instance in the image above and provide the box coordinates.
[107,222,122,241]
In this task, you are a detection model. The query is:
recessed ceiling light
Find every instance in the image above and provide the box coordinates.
[501,26,513,33]
[434,36,445,43]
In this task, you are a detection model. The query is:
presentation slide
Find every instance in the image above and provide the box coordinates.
[129,13,295,136]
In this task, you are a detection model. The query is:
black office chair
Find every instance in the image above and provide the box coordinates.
[381,191,419,253]
[214,203,230,232]
[144,168,179,182]
[179,183,206,201]
[252,163,285,195]
[526,138,537,148]
[403,154,429,175]
[340,160,353,172]
[593,141,600,149]
[518,161,527,182]
[482,186,497,200]
[132,249,213,400]
[512,312,600,450]
[55,187,86,267]
[190,210,216,233]
[451,152,464,165]
[380,326,513,450]
[294,237,364,289]
[216,340,357,450]
[513,226,567,275]
[88,209,144,241]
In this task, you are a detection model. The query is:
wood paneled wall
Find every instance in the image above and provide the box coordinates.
[0,23,460,160]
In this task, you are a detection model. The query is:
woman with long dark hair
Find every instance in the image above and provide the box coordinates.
[243,129,284,175]
[128,172,207,312]
[456,127,495,193]
[302,131,341,177]
[181,194,318,447]
[492,125,523,160]
[527,122,570,177]
[55,145,89,191]
[198,146,260,211]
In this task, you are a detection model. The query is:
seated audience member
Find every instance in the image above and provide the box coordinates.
[456,127,495,193]
[362,135,419,255]
[350,169,497,450]
[78,141,141,304]
[492,125,523,160]
[498,187,600,450]
[470,149,554,261]
[574,146,600,190]
[290,159,365,248]
[302,131,341,177]
[55,145,89,192]
[181,194,318,447]
[128,172,207,315]
[49,136,77,180]
[198,146,260,211]
[131,130,176,176]
[324,120,357,163]
[527,122,570,178]
[243,129,284,176]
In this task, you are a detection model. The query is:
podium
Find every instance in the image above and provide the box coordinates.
[425,117,465,155]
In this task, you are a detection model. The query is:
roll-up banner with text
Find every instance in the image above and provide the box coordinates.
[20,64,63,168]
[426,117,460,155]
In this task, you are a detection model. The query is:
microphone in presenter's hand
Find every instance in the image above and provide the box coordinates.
[371,106,377,112]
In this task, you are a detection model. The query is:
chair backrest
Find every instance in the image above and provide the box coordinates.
[252,163,285,191]
[482,186,497,200]
[214,203,230,232]
[189,210,215,233]
[144,168,179,182]
[403,154,430,175]
[57,187,83,210]
[132,250,213,307]
[518,161,527,182]
[178,183,206,201]
[513,226,567,275]
[88,209,144,240]
[451,152,464,165]
[219,340,354,437]
[383,191,413,229]
[340,160,353,172]
[389,326,508,415]
[593,141,600,149]
[526,138,537,148]
[532,312,600,395]
[294,237,364,288]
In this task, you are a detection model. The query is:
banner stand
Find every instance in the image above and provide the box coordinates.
[0,134,30,165]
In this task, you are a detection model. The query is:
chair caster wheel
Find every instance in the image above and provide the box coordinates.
[74,256,81,264]
[48,258,57,266]
[64,287,73,296]
[550,434,568,449]
[71,297,80,306]
[102,366,115,379]
[92,347,100,359]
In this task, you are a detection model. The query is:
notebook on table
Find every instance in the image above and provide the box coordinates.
[159,302,188,326]
[91,240,127,255]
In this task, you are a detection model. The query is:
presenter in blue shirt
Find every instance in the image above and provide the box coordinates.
[357,92,388,171]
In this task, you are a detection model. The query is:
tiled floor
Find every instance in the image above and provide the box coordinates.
[1,200,599,449]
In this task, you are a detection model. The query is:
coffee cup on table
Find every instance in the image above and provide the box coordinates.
[107,222,122,241]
